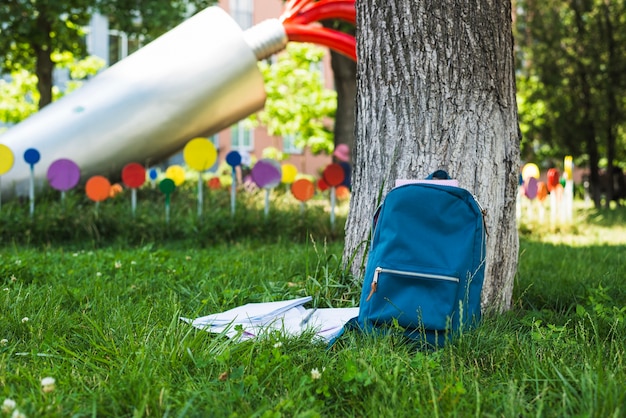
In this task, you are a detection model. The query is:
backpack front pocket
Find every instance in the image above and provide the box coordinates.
[365,266,460,331]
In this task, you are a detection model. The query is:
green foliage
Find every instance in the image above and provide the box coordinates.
[0,53,104,125]
[1,204,626,416]
[515,0,626,169]
[0,1,92,73]
[253,43,337,155]
[0,69,38,125]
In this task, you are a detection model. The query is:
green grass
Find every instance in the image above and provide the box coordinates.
[1,195,626,417]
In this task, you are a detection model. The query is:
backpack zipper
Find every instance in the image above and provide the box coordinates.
[366,266,460,301]
[471,193,489,237]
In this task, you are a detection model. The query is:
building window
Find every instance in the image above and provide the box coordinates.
[231,122,253,151]
[283,134,303,155]
[229,0,254,29]
[108,30,142,65]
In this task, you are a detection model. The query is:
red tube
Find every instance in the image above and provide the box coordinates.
[284,23,356,61]
[280,0,313,22]
[287,2,355,26]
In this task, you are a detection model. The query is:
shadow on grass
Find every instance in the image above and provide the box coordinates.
[583,204,626,227]
[514,237,626,316]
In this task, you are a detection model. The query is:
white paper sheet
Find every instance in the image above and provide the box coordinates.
[181,297,358,343]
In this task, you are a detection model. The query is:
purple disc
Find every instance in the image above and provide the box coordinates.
[524,177,538,199]
[251,159,282,189]
[47,158,81,191]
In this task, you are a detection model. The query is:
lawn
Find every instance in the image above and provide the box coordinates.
[1,193,625,417]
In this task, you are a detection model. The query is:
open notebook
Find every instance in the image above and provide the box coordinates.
[181,297,358,343]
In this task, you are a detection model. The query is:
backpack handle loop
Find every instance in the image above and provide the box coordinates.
[426,170,451,180]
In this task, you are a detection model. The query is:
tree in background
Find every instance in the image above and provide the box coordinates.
[344,1,521,312]
[514,0,626,207]
[0,53,104,126]
[254,43,337,155]
[0,0,215,110]
[322,20,357,163]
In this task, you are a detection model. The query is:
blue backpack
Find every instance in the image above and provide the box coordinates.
[348,171,487,348]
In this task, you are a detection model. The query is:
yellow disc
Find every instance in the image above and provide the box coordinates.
[183,137,217,171]
[564,156,573,180]
[165,165,186,186]
[522,163,540,180]
[281,163,298,184]
[0,144,15,175]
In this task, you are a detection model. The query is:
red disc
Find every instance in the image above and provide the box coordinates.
[121,163,146,188]
[322,163,345,187]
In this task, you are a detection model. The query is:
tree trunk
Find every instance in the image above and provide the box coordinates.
[329,49,357,163]
[344,0,521,312]
[35,12,53,109]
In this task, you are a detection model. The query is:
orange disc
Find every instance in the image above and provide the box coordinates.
[86,176,111,202]
[336,185,351,200]
[291,178,315,202]
[536,182,548,201]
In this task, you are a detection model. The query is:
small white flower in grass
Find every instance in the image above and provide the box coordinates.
[41,376,56,393]
[96,272,102,277]
[10,275,17,282]
[185,255,192,261]
[273,341,283,348]
[21,317,29,323]
[2,398,16,413]
[14,260,21,265]
[114,261,122,269]
[11,409,26,418]
[72,253,79,257]
[3,288,8,292]
[310,368,322,380]
[1,338,8,345]
[130,261,136,265]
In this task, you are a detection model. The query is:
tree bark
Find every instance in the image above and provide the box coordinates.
[329,49,357,163]
[344,0,521,312]
[35,11,53,109]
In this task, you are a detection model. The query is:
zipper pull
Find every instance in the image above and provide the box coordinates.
[472,193,489,237]
[366,267,382,302]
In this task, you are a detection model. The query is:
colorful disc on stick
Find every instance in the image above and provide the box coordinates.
[208,177,222,190]
[159,178,176,195]
[122,163,146,188]
[537,182,548,201]
[524,177,538,199]
[0,144,14,174]
[522,163,540,180]
[47,158,81,191]
[24,148,40,165]
[251,159,282,189]
[546,168,559,191]
[165,165,186,186]
[336,185,351,200]
[184,137,217,171]
[322,163,345,187]
[291,178,315,202]
[317,177,329,192]
[226,150,242,167]
[86,176,111,202]
[281,163,298,184]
